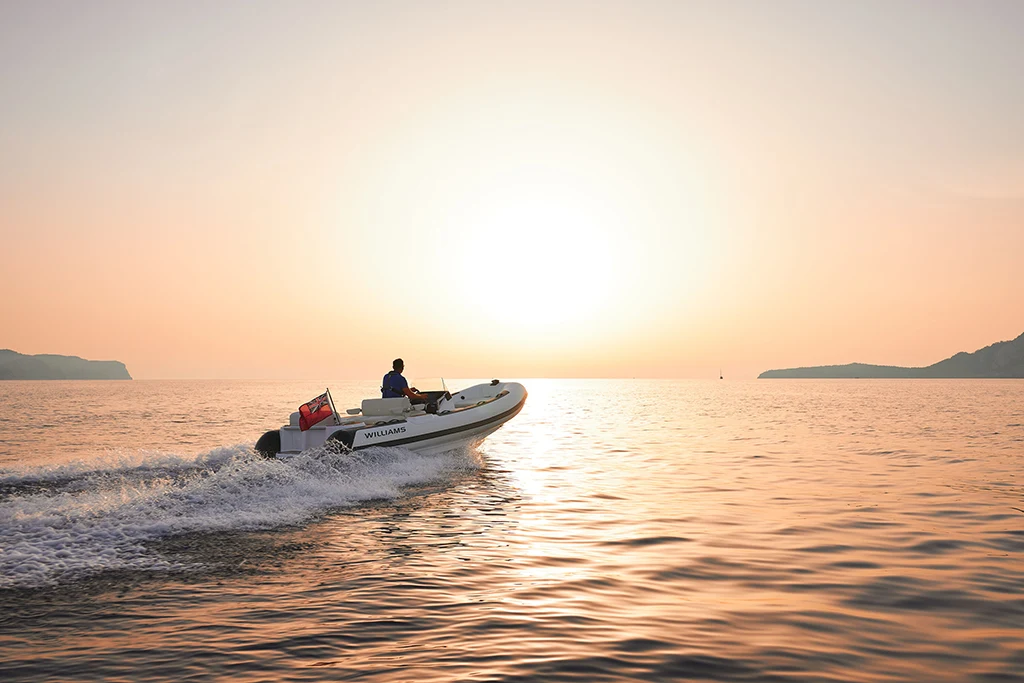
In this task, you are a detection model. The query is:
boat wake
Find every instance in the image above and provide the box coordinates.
[0,444,481,590]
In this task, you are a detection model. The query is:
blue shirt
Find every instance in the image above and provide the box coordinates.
[381,371,408,398]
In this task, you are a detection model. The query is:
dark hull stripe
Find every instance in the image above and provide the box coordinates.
[355,394,527,450]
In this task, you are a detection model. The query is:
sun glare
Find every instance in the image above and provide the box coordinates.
[447,191,623,341]
[338,83,721,364]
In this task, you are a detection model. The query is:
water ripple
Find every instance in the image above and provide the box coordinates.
[0,379,1022,681]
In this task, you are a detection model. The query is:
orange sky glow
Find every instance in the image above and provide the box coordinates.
[1,1,1022,379]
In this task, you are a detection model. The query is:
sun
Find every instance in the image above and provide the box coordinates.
[363,90,717,355]
[446,189,624,342]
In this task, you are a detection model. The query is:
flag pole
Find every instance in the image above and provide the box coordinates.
[325,388,339,425]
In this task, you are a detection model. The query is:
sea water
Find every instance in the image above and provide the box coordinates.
[0,379,1022,681]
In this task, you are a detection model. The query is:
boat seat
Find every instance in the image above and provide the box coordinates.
[360,397,412,416]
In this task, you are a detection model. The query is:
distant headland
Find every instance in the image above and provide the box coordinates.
[759,331,1024,379]
[0,350,132,380]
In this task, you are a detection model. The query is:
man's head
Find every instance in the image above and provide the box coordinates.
[393,358,404,373]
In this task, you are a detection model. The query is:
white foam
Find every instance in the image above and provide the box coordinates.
[0,444,480,589]
[0,445,239,487]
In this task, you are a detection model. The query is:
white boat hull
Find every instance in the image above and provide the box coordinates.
[257,381,527,458]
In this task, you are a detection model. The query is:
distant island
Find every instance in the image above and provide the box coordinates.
[0,349,132,380]
[759,330,1024,379]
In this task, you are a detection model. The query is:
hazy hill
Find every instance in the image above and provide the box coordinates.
[0,350,132,380]
[759,331,1024,379]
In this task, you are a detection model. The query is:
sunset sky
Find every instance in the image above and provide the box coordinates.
[2,1,1022,379]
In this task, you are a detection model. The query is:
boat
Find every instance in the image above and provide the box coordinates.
[254,380,527,458]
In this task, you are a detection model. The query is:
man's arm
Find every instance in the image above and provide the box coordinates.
[401,387,428,402]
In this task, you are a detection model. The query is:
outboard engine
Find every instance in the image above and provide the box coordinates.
[254,430,281,459]
[326,429,357,450]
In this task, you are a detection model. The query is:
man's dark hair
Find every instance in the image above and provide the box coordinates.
[393,358,404,371]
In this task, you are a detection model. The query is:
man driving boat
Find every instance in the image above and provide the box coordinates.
[381,358,428,403]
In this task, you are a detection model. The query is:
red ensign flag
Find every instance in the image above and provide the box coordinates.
[298,391,333,431]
